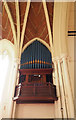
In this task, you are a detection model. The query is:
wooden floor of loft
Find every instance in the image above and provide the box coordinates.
[15,96,57,104]
[14,82,58,103]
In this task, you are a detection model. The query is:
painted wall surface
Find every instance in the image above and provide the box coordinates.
[0,40,18,119]
[67,2,74,99]
[52,2,74,118]
[67,36,74,98]
[15,104,55,118]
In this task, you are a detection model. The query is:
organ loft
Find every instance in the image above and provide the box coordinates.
[0,1,75,119]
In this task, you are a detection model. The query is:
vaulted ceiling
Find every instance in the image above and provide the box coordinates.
[1,1,54,56]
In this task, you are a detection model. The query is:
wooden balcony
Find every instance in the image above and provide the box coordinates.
[13,82,58,103]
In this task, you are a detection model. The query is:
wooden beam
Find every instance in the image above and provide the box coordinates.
[4,2,17,45]
[42,1,53,48]
[19,1,31,58]
[15,2,20,51]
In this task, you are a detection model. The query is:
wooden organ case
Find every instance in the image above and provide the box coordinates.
[13,41,58,103]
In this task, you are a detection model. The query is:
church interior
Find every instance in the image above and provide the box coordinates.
[0,1,75,119]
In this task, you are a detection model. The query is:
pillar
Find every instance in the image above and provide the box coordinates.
[61,54,74,118]
[53,58,62,118]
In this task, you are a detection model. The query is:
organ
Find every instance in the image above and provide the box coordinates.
[13,40,58,103]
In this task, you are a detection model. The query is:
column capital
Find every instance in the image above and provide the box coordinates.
[60,54,68,59]
[52,56,62,63]
[60,54,71,62]
[53,54,71,63]
[14,57,20,65]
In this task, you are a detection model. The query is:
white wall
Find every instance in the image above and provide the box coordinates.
[15,104,55,118]
[0,39,18,119]
[52,2,74,118]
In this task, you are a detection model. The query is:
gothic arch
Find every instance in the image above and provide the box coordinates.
[22,37,52,54]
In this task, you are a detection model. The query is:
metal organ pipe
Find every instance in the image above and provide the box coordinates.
[20,40,52,69]
[38,41,39,69]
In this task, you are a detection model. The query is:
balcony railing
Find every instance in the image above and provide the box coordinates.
[13,82,58,103]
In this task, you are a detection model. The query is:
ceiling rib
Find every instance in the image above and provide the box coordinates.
[20,1,31,57]
[42,1,53,48]
[4,2,17,45]
[15,2,20,51]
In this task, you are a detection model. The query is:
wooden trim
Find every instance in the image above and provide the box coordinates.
[18,68,53,75]
[68,31,76,33]
[68,34,76,36]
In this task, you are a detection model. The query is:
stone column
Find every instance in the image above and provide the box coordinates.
[61,55,74,118]
[57,58,68,118]
[11,57,20,118]
[53,58,62,118]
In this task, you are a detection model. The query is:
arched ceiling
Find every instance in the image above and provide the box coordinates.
[24,2,50,46]
[1,1,54,57]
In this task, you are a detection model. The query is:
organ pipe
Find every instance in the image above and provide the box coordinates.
[20,40,52,69]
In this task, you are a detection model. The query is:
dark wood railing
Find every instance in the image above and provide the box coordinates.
[13,82,58,103]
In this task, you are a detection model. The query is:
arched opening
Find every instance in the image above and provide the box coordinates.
[14,40,57,103]
[21,40,52,69]
[22,37,52,53]
[20,40,53,84]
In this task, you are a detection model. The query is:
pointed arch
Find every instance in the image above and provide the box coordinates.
[21,39,52,69]
[22,37,51,54]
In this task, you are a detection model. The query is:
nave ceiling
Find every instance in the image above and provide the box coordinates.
[0,1,54,57]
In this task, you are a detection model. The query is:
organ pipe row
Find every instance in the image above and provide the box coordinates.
[21,40,52,69]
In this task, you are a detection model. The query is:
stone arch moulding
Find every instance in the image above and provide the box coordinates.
[22,37,52,54]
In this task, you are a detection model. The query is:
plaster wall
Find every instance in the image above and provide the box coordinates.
[52,2,74,118]
[67,2,74,99]
[0,40,18,119]
[15,103,55,118]
[67,36,74,98]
